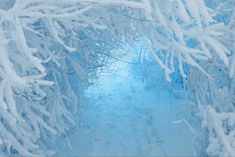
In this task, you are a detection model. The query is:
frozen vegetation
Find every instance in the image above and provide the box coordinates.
[0,0,234,156]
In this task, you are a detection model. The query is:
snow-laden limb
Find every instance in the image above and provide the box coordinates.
[139,0,231,80]
[0,0,96,156]
[204,106,235,156]
[189,60,235,156]
[194,99,235,156]
[0,5,57,156]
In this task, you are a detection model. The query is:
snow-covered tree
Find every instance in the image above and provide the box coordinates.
[0,0,234,156]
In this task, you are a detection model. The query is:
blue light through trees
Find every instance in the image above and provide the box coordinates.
[55,49,198,156]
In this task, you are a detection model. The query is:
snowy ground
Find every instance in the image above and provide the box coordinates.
[55,54,196,157]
